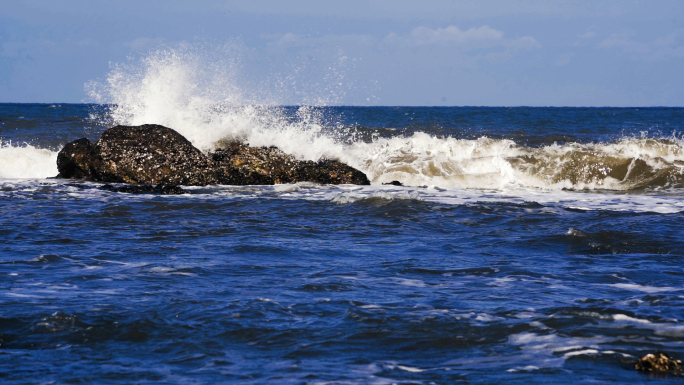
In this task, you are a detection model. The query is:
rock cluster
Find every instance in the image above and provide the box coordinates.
[635,352,682,373]
[57,124,369,187]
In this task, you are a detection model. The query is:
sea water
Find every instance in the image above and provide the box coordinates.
[1,51,684,384]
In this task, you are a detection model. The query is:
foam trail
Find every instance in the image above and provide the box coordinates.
[0,142,58,179]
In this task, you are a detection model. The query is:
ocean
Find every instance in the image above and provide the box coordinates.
[1,100,684,384]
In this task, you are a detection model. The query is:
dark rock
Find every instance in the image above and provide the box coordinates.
[210,141,370,185]
[56,138,100,179]
[383,180,403,186]
[100,183,186,195]
[635,352,682,373]
[297,159,370,185]
[94,124,217,185]
[57,124,369,186]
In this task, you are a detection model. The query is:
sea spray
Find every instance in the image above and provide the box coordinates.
[86,42,354,160]
[0,141,58,179]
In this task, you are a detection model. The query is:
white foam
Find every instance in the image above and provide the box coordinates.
[391,278,426,288]
[608,314,684,337]
[609,283,681,293]
[397,365,425,373]
[563,349,599,358]
[612,314,652,324]
[344,133,522,188]
[349,134,684,190]
[0,142,58,179]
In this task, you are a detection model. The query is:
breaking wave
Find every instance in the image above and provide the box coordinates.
[5,43,679,191]
[0,141,58,179]
[350,134,684,190]
[84,43,684,191]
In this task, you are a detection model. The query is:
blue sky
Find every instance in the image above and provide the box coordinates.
[1,0,683,106]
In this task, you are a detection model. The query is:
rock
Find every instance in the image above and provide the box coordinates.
[298,159,370,185]
[100,183,186,195]
[94,124,217,185]
[57,124,370,186]
[210,141,369,185]
[210,142,285,185]
[635,352,682,373]
[56,138,100,179]
[383,180,403,186]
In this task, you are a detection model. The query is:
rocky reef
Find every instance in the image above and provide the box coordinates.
[57,124,369,186]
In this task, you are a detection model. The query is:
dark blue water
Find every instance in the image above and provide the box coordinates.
[1,104,684,383]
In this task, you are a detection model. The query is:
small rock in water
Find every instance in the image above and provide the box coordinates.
[635,352,682,373]
[383,180,403,186]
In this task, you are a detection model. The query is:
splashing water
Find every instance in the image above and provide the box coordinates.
[0,141,58,179]
[81,44,684,190]
[87,43,350,161]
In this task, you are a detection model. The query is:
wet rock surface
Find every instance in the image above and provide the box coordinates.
[56,138,101,179]
[95,124,217,185]
[211,140,370,186]
[57,124,370,186]
[635,352,683,373]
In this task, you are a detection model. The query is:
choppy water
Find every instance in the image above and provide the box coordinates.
[2,101,684,384]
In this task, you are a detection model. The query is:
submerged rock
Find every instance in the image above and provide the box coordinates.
[57,124,369,186]
[383,180,404,186]
[100,183,186,195]
[635,352,682,373]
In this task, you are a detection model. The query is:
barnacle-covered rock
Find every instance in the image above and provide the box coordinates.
[210,140,369,185]
[93,124,218,185]
[57,124,369,186]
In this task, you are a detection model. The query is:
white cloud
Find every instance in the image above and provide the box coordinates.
[577,27,598,39]
[410,25,503,45]
[407,25,540,51]
[263,25,540,55]
[556,52,574,66]
[506,36,542,50]
[573,27,598,47]
[599,33,650,54]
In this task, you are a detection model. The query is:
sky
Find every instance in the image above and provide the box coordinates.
[1,0,683,106]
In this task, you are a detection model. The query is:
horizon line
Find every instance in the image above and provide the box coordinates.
[0,102,683,109]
